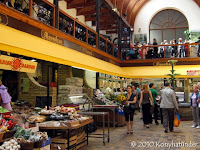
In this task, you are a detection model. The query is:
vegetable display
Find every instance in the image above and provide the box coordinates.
[0,139,20,150]
[0,107,9,113]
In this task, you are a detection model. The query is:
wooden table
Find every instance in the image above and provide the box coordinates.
[92,105,119,127]
[39,118,93,150]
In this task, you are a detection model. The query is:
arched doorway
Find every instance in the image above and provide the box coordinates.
[149,9,189,44]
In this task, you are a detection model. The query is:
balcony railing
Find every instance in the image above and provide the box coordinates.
[124,43,200,61]
[1,0,120,59]
[1,1,199,62]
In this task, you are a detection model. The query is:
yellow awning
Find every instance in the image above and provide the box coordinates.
[0,24,200,78]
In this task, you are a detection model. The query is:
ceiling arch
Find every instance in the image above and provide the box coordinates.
[110,0,199,27]
[109,0,150,26]
[193,0,200,7]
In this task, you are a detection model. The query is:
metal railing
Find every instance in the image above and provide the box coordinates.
[124,43,200,61]
[1,0,121,59]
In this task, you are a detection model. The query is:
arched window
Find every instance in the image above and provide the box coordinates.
[149,9,189,44]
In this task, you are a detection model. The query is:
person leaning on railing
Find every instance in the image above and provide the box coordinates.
[195,37,200,57]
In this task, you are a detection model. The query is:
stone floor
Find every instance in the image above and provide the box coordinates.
[80,112,200,150]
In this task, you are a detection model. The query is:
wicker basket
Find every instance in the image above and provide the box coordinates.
[3,130,16,139]
[20,142,34,150]
[34,140,44,148]
[0,132,4,142]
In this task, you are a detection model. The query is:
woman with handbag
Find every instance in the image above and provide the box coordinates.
[139,84,154,128]
[124,85,137,134]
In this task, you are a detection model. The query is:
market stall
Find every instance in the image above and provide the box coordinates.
[0,102,93,150]
[92,89,126,127]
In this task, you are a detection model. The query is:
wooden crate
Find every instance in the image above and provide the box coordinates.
[118,115,126,127]
[76,140,86,150]
[77,131,85,142]
[51,135,77,144]
[33,145,50,150]
[51,140,77,149]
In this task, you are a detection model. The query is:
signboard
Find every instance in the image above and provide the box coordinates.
[41,30,64,46]
[187,70,200,76]
[121,27,130,49]
[0,55,37,73]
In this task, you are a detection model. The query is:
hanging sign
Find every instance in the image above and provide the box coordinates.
[0,55,37,73]
[187,70,200,76]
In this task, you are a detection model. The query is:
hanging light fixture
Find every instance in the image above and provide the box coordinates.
[112,0,117,12]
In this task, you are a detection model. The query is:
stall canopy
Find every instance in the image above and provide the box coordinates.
[0,24,200,78]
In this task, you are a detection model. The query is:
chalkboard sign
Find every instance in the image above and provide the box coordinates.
[36,96,52,108]
[121,27,130,49]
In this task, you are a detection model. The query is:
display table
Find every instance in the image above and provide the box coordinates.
[39,118,93,150]
[79,112,110,145]
[92,105,119,127]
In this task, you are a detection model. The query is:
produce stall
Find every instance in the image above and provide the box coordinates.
[93,90,126,127]
[0,101,94,150]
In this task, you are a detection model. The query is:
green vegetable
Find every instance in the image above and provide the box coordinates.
[0,106,9,113]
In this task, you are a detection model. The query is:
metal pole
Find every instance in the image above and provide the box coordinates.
[47,66,50,110]
[54,0,59,29]
[118,17,122,58]
[96,72,99,89]
[96,0,101,49]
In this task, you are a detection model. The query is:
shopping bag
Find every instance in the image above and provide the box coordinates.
[174,114,180,127]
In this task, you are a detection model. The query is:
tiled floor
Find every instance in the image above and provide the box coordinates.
[80,111,200,150]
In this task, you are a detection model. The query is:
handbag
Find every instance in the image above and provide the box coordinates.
[174,114,181,127]
[131,101,139,110]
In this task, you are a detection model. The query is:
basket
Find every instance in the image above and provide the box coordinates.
[20,142,34,150]
[34,140,44,148]
[0,132,4,142]
[3,130,16,139]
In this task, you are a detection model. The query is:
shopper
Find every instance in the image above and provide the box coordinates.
[178,38,184,58]
[169,40,173,57]
[0,80,12,110]
[124,85,137,134]
[139,84,154,128]
[149,83,159,125]
[160,82,179,133]
[142,43,147,59]
[190,85,200,128]
[164,40,170,58]
[132,85,138,99]
[158,42,164,58]
[153,38,158,58]
[195,37,200,57]
[172,39,178,57]
[184,39,189,57]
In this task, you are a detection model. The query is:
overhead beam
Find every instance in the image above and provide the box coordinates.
[78,8,110,16]
[106,30,118,34]
[100,26,118,30]
[86,15,115,21]
[103,0,131,27]
[67,1,96,9]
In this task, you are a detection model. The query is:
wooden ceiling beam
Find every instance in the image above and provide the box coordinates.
[106,30,118,34]
[67,1,96,9]
[85,15,115,21]
[77,8,110,16]
[100,26,118,30]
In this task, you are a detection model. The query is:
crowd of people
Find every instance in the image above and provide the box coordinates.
[124,82,179,134]
[126,37,200,60]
